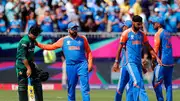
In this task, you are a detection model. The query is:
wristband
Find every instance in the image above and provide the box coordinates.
[115,60,119,63]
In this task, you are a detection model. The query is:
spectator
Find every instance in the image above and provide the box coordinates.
[95,10,106,32]
[94,0,106,17]
[84,16,96,32]
[108,8,122,32]
[35,1,49,25]
[8,14,22,34]
[121,8,133,21]
[19,2,29,31]
[0,12,6,33]
[57,7,69,32]
[164,8,179,33]
[140,0,151,19]
[78,0,92,23]
[41,10,54,32]
[65,0,75,16]
[68,6,80,25]
[25,11,37,32]
[0,1,5,13]
[5,0,20,22]
[156,0,170,17]
[148,8,159,34]
[51,0,63,11]
[119,0,130,14]
[26,0,35,12]
[171,0,180,31]
[132,0,142,16]
[106,0,119,19]
[51,0,60,8]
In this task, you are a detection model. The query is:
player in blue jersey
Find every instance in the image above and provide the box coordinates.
[152,16,174,101]
[113,15,162,101]
[114,20,134,101]
[36,22,93,101]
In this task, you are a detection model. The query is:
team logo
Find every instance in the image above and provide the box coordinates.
[67,40,71,45]
[78,40,81,44]
[131,35,134,39]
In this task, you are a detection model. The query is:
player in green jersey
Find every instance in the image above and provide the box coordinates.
[15,25,48,101]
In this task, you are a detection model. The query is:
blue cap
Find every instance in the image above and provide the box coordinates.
[119,22,125,28]
[124,20,132,28]
[68,22,79,30]
[152,17,164,25]
[120,20,132,28]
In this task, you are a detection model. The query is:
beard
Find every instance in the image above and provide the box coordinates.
[133,26,140,31]
[70,31,78,38]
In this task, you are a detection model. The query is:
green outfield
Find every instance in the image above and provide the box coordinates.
[0,90,180,101]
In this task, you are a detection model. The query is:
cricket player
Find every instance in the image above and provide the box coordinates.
[15,25,45,101]
[114,20,134,101]
[113,15,162,101]
[36,22,93,101]
[152,17,174,101]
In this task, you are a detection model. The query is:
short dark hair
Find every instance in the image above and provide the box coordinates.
[132,15,142,22]
[28,25,42,36]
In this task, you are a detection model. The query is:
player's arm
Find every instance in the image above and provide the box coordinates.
[143,34,162,66]
[113,31,128,72]
[36,38,64,50]
[153,32,161,55]
[19,40,31,77]
[82,36,93,72]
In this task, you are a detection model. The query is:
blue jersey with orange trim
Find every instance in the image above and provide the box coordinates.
[37,35,93,66]
[154,28,174,65]
[62,36,88,64]
[120,28,148,64]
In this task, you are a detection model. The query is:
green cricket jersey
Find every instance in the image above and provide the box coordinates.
[15,35,35,74]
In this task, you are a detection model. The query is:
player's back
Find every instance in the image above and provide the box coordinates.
[62,35,87,65]
[159,30,174,65]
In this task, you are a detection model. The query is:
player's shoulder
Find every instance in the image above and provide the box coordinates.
[20,35,29,43]
[79,35,87,40]
[121,28,131,36]
[61,35,70,41]
[155,28,164,36]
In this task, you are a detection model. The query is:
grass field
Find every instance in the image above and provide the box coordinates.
[0,90,180,101]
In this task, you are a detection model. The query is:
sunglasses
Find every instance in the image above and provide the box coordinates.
[71,27,78,31]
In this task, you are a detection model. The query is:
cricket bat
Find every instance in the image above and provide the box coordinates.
[28,77,35,101]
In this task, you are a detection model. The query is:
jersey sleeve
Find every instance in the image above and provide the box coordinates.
[18,40,28,60]
[154,31,161,54]
[37,38,64,50]
[81,35,93,67]
[140,31,149,44]
[143,34,148,44]
[120,30,128,44]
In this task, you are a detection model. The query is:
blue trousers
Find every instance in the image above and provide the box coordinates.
[152,65,173,101]
[115,66,134,101]
[126,63,149,101]
[66,61,90,101]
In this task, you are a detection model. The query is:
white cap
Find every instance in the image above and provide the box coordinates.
[154,8,159,12]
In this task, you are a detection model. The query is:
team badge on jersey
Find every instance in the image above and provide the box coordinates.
[67,40,71,45]
[78,40,81,44]
[131,35,134,39]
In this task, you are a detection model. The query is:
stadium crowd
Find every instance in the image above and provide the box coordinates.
[0,0,180,34]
